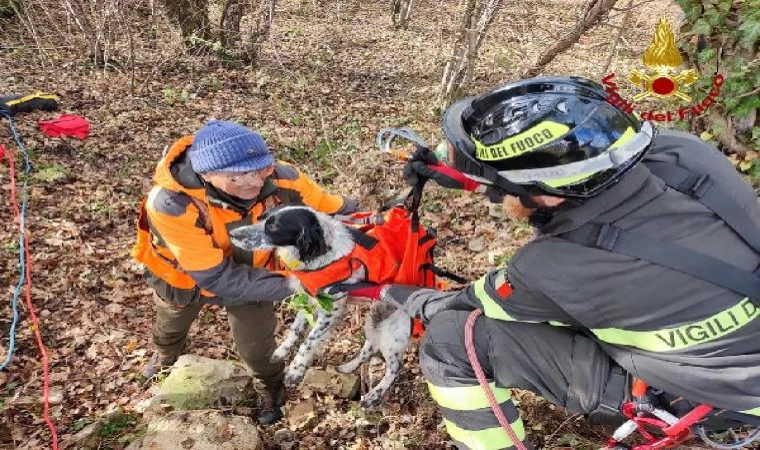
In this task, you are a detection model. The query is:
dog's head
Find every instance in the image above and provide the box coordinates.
[230,206,354,269]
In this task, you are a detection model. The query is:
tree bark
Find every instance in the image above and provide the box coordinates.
[245,0,276,64]
[522,0,618,78]
[163,0,210,41]
[390,0,413,29]
[437,0,501,108]
[219,0,245,48]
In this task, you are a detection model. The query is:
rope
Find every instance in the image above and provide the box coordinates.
[464,309,529,450]
[0,142,22,371]
[1,111,59,449]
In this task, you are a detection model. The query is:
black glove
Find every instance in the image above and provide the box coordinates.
[402,146,481,191]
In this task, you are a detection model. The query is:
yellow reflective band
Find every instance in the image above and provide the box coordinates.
[609,126,636,150]
[474,276,516,322]
[592,298,759,352]
[427,381,512,411]
[474,122,570,161]
[543,127,637,188]
[5,92,60,106]
[742,407,760,416]
[444,418,526,450]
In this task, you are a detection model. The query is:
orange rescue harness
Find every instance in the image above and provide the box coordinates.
[287,204,463,339]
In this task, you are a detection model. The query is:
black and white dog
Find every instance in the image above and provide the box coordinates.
[229,206,413,408]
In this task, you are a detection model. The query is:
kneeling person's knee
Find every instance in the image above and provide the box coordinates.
[420,310,493,385]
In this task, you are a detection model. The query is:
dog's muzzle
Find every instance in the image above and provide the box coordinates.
[230,224,271,250]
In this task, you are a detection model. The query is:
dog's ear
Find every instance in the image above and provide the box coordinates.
[296,223,328,262]
[258,205,284,222]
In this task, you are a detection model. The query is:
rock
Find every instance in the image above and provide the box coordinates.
[468,236,486,253]
[488,203,506,219]
[136,354,253,411]
[126,410,262,450]
[272,428,296,444]
[301,368,359,398]
[59,408,129,450]
[59,421,102,450]
[287,399,317,429]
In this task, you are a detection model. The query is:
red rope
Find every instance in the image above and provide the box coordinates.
[2,143,59,449]
[464,309,528,450]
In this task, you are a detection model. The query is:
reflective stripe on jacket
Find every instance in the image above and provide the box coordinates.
[394,129,760,415]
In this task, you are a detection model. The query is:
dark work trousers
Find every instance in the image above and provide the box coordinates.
[419,310,628,450]
[151,293,284,392]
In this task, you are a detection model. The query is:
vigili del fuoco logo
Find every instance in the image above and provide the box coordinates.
[602,18,724,122]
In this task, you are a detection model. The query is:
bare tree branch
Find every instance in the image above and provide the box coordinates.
[522,0,619,79]
[599,0,632,78]
[437,0,502,107]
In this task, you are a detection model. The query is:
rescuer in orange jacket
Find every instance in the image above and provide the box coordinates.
[132,120,361,424]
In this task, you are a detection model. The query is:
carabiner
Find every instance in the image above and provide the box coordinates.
[375,127,428,161]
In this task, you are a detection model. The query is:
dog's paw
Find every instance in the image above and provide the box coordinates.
[336,362,357,374]
[283,367,306,387]
[360,390,384,409]
[270,347,288,363]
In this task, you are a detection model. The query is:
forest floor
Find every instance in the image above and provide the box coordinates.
[0,0,733,448]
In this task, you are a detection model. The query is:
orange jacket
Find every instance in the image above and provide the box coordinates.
[132,135,359,307]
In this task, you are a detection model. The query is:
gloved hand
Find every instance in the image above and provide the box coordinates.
[403,145,481,192]
[323,282,386,305]
[345,284,385,300]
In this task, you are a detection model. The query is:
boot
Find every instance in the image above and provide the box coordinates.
[586,366,628,427]
[257,384,285,425]
[144,351,179,379]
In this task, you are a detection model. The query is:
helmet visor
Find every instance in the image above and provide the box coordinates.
[443,95,654,198]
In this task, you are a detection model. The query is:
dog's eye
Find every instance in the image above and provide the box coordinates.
[265,220,279,232]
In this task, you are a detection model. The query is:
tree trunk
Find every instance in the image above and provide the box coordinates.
[245,0,276,64]
[390,0,413,29]
[219,0,245,48]
[522,0,618,78]
[163,0,210,41]
[437,0,501,108]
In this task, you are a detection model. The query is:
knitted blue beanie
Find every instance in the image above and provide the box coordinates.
[188,120,274,173]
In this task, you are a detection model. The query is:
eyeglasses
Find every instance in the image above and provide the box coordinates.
[228,166,273,185]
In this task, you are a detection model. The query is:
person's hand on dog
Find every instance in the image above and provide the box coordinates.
[402,145,481,192]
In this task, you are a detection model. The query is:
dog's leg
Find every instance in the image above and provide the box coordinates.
[336,338,375,374]
[271,310,310,363]
[360,308,411,408]
[336,300,385,374]
[284,296,347,387]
